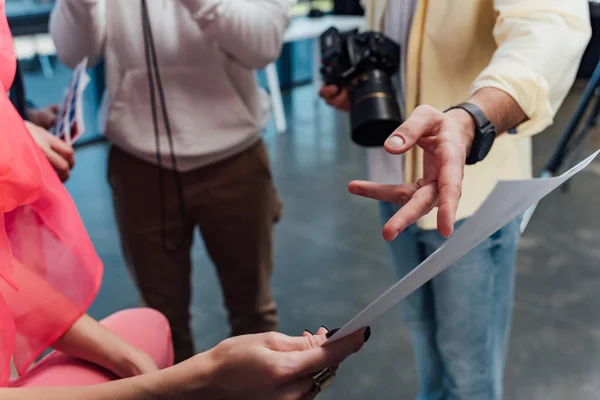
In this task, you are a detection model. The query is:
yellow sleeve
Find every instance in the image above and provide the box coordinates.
[471,0,592,137]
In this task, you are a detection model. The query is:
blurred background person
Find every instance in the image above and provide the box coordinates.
[50,0,290,363]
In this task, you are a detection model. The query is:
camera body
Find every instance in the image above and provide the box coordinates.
[320,27,402,147]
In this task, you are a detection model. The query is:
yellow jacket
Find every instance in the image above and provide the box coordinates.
[364,0,591,229]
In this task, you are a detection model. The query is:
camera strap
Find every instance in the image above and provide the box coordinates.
[140,0,187,252]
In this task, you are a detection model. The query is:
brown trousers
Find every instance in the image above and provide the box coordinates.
[108,141,279,363]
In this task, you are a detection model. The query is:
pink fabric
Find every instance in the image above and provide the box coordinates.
[0,0,103,384]
[9,308,174,388]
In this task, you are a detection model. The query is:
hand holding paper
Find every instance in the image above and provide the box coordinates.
[329,151,600,343]
[27,105,59,130]
[25,120,74,182]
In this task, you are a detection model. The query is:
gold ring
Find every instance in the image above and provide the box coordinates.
[310,367,336,393]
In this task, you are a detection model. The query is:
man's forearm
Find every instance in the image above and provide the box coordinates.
[444,86,528,154]
[468,87,528,136]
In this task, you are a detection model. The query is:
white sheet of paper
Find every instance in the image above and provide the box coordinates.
[327,150,600,343]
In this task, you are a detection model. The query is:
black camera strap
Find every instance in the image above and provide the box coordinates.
[140,0,187,252]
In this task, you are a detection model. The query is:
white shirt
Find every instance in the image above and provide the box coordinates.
[366,0,417,184]
[50,0,290,172]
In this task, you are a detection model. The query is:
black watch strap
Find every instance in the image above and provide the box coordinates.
[447,102,496,165]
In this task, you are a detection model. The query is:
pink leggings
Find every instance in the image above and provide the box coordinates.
[9,308,174,388]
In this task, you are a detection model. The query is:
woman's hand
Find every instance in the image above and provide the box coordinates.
[27,105,59,130]
[25,120,75,182]
[319,85,350,112]
[2,327,369,400]
[170,327,369,400]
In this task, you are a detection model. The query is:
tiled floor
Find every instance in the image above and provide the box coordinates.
[23,64,600,399]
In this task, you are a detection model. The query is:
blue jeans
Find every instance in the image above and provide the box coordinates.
[379,202,521,400]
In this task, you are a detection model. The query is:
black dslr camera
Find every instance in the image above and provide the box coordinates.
[320,28,402,147]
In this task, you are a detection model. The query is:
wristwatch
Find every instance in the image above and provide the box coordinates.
[446,102,496,165]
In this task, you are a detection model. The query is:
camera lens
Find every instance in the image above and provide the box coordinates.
[319,29,402,147]
[349,69,403,147]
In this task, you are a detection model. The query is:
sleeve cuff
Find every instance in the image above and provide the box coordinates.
[470,60,554,138]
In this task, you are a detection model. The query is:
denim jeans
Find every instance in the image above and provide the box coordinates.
[379,202,521,400]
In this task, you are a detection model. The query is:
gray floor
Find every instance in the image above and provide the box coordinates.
[29,68,600,399]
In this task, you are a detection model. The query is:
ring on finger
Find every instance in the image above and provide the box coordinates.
[310,367,336,393]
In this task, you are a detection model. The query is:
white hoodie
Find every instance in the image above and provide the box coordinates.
[50,0,290,171]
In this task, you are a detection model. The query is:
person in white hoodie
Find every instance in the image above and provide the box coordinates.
[50,0,290,363]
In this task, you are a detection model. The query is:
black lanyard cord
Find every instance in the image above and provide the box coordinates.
[140,0,187,252]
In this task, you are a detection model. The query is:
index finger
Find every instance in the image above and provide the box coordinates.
[348,181,419,204]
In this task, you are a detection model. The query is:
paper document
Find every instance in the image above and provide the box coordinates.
[328,150,600,343]
[52,58,90,145]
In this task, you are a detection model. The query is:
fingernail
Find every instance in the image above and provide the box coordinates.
[363,326,371,343]
[385,136,405,150]
[326,328,340,339]
[349,187,363,195]
[304,329,313,335]
[320,325,329,331]
[387,230,401,242]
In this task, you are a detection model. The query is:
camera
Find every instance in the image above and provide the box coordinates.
[320,27,402,147]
